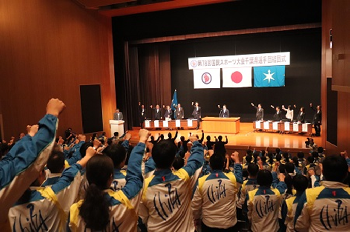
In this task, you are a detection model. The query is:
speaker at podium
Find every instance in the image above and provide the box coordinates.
[109,120,124,137]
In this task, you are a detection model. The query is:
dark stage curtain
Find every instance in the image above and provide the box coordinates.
[120,43,171,129]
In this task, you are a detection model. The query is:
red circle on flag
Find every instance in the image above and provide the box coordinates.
[231,71,243,83]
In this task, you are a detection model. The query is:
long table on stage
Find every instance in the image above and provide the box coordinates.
[202,117,240,134]
[253,121,312,135]
[143,119,198,130]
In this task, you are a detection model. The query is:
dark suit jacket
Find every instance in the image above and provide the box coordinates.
[310,107,322,125]
[273,111,283,121]
[164,109,172,119]
[175,107,184,119]
[139,107,146,121]
[219,109,230,118]
[192,106,201,119]
[296,112,305,123]
[254,106,264,120]
[153,108,162,120]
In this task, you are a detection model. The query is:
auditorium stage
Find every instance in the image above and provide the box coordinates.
[128,122,322,156]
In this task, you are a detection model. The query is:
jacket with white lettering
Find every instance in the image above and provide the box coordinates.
[247,185,286,232]
[237,178,259,209]
[9,163,82,231]
[0,114,57,228]
[139,141,204,232]
[68,142,145,232]
[191,164,243,229]
[294,181,350,232]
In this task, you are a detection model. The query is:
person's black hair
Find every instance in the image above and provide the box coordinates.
[107,138,113,146]
[284,174,293,195]
[0,143,9,157]
[210,153,225,170]
[150,136,155,141]
[247,163,259,177]
[160,134,164,140]
[285,162,295,173]
[275,153,282,162]
[152,140,177,169]
[311,151,318,159]
[278,164,286,174]
[297,152,304,159]
[322,155,348,182]
[218,135,223,141]
[246,155,252,164]
[307,155,314,164]
[257,170,273,187]
[80,142,92,158]
[283,152,290,163]
[114,132,118,137]
[318,147,324,153]
[253,152,259,164]
[168,132,172,139]
[276,148,281,155]
[246,149,253,156]
[206,135,211,141]
[180,136,185,142]
[292,156,299,168]
[267,153,274,165]
[80,155,113,231]
[55,138,59,143]
[103,143,127,168]
[173,157,184,170]
[242,169,249,179]
[293,174,308,193]
[47,150,65,173]
[261,156,267,163]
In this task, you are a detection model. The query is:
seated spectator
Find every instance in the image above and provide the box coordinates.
[139,135,204,232]
[68,129,149,231]
[295,155,350,231]
[192,151,242,231]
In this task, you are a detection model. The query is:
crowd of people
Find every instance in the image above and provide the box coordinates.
[0,98,349,232]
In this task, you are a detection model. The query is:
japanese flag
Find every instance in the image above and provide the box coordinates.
[193,68,220,89]
[222,67,252,88]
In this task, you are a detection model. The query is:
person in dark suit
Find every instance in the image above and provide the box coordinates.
[218,104,230,118]
[164,105,172,120]
[150,104,162,120]
[192,102,201,130]
[310,103,322,136]
[138,102,146,128]
[271,105,283,121]
[214,135,228,157]
[296,106,305,123]
[251,103,264,121]
[174,103,184,119]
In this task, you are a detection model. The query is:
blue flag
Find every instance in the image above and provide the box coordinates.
[254,66,285,87]
[171,90,178,111]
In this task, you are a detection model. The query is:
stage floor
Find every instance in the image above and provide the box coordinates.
[128,122,322,150]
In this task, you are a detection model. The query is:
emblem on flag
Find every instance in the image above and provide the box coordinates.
[201,72,212,84]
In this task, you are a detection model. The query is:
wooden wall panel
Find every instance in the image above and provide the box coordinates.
[0,0,115,139]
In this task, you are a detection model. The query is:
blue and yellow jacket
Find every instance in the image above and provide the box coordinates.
[294,181,350,232]
[191,164,242,229]
[139,141,204,232]
[0,114,57,229]
[68,142,145,232]
[9,163,82,231]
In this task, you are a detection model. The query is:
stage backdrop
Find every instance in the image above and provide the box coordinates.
[171,29,321,122]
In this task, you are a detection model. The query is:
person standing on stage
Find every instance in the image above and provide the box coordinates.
[251,103,264,121]
[150,104,162,120]
[175,103,184,119]
[295,105,305,123]
[271,105,283,121]
[138,102,146,128]
[310,103,322,136]
[192,102,201,130]
[218,104,230,118]
[164,105,172,121]
[281,105,294,121]
[113,109,123,120]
